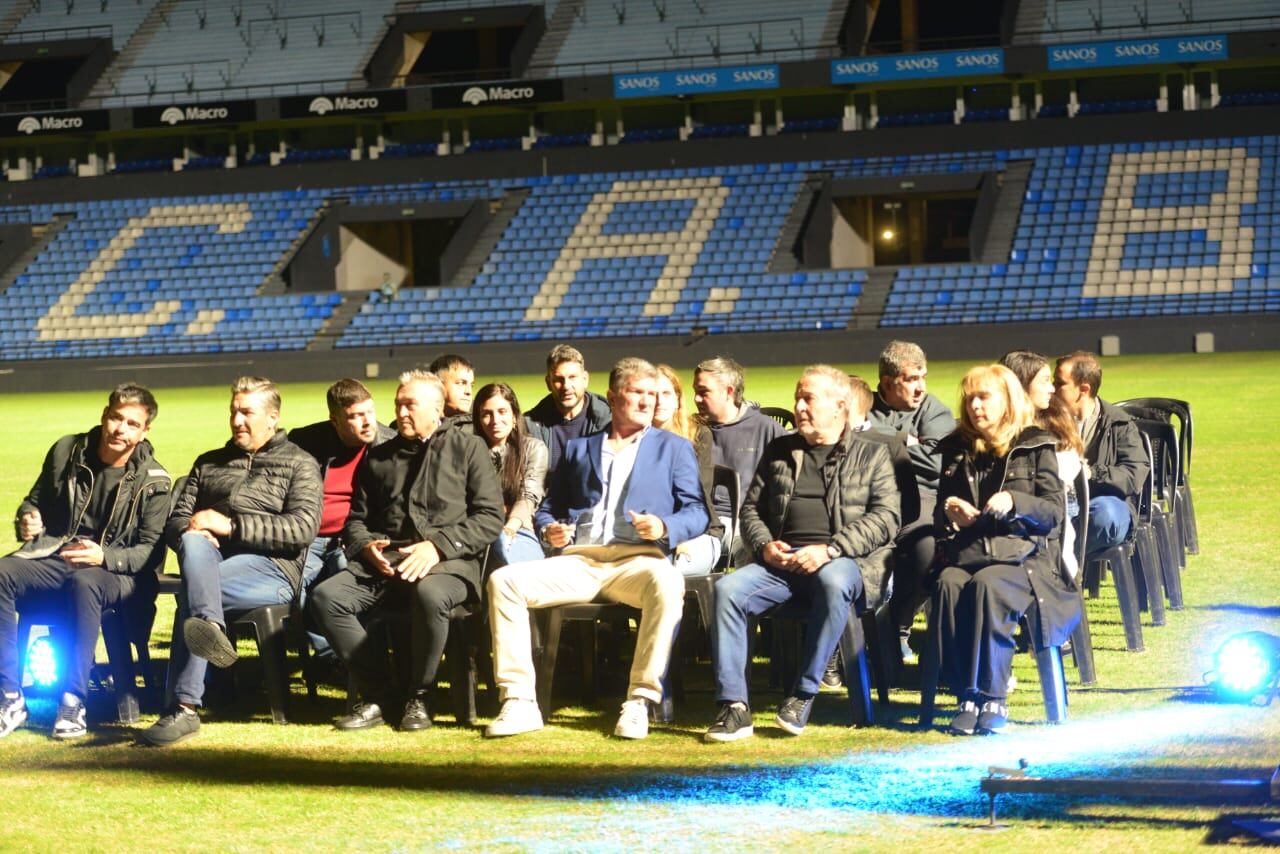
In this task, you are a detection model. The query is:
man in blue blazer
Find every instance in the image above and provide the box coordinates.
[486,357,708,740]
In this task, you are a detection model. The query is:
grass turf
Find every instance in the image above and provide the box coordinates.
[0,351,1277,852]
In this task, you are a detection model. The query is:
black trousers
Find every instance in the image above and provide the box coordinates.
[308,564,471,702]
[0,554,139,698]
[889,492,938,635]
[931,563,1034,700]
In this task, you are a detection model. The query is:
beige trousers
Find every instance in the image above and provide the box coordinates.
[488,553,686,704]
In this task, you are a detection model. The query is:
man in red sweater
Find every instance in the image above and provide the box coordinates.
[288,379,395,657]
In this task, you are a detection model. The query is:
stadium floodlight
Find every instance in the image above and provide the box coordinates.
[24,632,59,691]
[1206,631,1280,705]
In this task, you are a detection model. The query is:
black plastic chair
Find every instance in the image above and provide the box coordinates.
[1116,397,1198,555]
[1081,431,1165,651]
[1067,469,1096,687]
[760,407,796,430]
[1131,418,1187,610]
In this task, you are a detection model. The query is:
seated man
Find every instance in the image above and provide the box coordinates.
[308,370,503,732]
[486,358,708,740]
[692,356,787,564]
[427,353,475,423]
[524,344,612,473]
[867,340,954,665]
[288,379,395,660]
[1055,351,1149,554]
[706,365,899,742]
[142,377,321,747]
[0,384,170,740]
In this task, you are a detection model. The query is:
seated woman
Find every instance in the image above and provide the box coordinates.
[931,364,1077,736]
[653,364,724,575]
[999,350,1087,580]
[473,383,549,567]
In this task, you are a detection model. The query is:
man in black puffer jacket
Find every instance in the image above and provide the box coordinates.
[0,383,170,741]
[142,377,321,747]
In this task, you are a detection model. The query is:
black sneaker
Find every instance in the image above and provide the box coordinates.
[0,691,27,738]
[948,698,980,736]
[400,696,432,731]
[775,695,814,736]
[704,702,753,743]
[141,706,200,747]
[978,699,1009,734]
[820,652,844,690]
[183,617,237,669]
[335,702,384,731]
[52,698,87,740]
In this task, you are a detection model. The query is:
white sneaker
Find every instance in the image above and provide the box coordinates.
[613,698,649,740]
[52,698,87,740]
[0,692,27,738]
[484,699,543,738]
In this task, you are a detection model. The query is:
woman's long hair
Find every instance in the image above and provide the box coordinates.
[473,382,527,508]
[957,364,1036,456]
[998,350,1084,456]
[655,364,698,442]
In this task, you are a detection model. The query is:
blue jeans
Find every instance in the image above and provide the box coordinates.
[711,557,863,703]
[1085,495,1132,555]
[302,537,345,657]
[492,527,545,567]
[168,532,294,707]
[673,533,722,576]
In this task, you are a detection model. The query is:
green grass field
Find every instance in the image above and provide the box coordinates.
[1,352,1278,852]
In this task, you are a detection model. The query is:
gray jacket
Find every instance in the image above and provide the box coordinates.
[491,435,549,533]
[868,391,956,494]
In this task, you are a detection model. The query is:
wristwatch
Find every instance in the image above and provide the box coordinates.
[826,544,841,560]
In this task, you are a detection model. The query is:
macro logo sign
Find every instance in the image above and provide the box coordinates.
[433,79,562,108]
[308,95,380,115]
[15,114,86,135]
[308,96,335,115]
[462,87,488,106]
[160,107,185,125]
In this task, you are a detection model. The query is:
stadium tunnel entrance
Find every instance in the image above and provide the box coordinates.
[786,169,1023,270]
[284,199,492,294]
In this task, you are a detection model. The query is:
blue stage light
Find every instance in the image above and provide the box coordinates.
[26,635,59,689]
[1208,631,1280,704]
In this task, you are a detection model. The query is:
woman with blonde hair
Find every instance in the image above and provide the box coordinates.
[929,364,1077,735]
[653,364,724,574]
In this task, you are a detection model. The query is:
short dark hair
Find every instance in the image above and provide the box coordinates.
[108,383,158,425]
[694,356,746,407]
[1057,350,1102,396]
[326,378,372,415]
[545,344,585,375]
[427,354,473,376]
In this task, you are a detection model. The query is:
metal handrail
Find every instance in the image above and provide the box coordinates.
[0,23,113,43]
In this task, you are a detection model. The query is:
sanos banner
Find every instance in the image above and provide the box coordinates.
[1047,34,1227,70]
[613,64,779,98]
[830,48,1004,84]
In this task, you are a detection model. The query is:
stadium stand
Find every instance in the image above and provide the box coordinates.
[1013,0,1280,43]
[94,0,396,105]
[8,0,160,50]
[1,133,1275,361]
[526,0,846,74]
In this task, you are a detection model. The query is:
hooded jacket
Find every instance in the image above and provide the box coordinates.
[524,390,612,470]
[1084,398,1150,527]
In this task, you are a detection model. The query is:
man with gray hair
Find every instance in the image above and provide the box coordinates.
[706,365,899,741]
[867,340,955,666]
[143,377,321,746]
[486,358,708,740]
[309,369,503,732]
[692,356,786,562]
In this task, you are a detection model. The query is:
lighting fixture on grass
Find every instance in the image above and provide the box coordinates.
[1206,631,1280,705]
[25,633,59,690]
